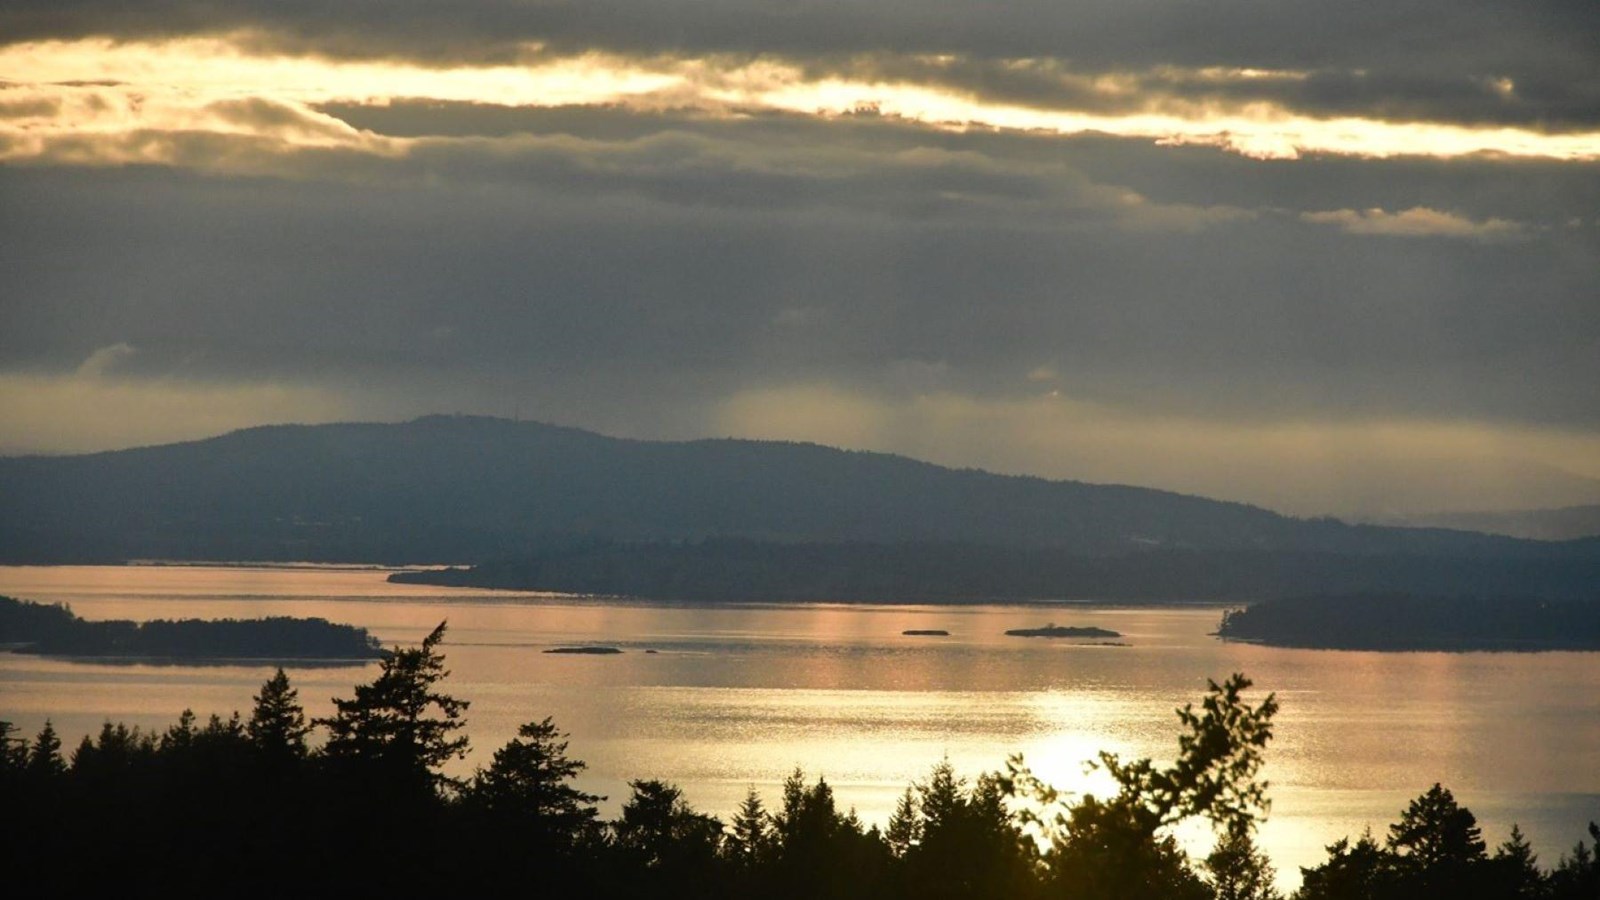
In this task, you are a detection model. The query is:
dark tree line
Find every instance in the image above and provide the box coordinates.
[392,538,1600,605]
[0,594,383,659]
[2,623,1595,898]
[1217,593,1600,651]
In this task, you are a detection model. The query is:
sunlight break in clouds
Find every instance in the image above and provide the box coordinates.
[0,358,354,454]
[4,38,1600,166]
[714,385,1600,516]
[1301,207,1529,241]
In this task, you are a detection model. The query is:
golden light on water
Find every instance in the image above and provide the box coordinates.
[3,565,1598,894]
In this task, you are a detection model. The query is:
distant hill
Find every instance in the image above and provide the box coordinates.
[2,415,1597,601]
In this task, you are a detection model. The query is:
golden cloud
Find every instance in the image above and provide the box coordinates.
[3,38,1599,170]
[1301,207,1529,241]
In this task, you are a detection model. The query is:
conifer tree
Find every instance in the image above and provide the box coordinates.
[885,786,921,858]
[248,667,310,761]
[726,786,774,867]
[0,721,26,773]
[1491,824,1544,899]
[1205,828,1281,900]
[614,779,724,870]
[25,717,65,775]
[317,621,468,792]
[1379,783,1490,897]
[464,716,599,847]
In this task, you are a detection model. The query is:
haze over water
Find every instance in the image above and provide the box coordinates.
[1,564,1596,889]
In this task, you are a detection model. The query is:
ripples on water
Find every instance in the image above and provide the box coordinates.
[1,565,1596,889]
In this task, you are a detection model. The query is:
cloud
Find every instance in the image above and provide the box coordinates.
[3,0,1598,135]
[1,10,1597,517]
[4,39,1600,167]
[2,143,1596,445]
[74,342,135,378]
[0,91,1258,232]
[1301,206,1529,241]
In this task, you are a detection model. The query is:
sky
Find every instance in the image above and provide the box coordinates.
[2,0,1598,517]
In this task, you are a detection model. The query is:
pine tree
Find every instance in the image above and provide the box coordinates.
[1205,828,1281,900]
[1387,784,1489,897]
[317,621,469,792]
[1388,783,1486,869]
[1296,830,1396,900]
[162,709,199,752]
[248,668,310,761]
[614,779,724,870]
[0,721,26,773]
[464,716,599,847]
[1491,824,1545,899]
[885,786,921,858]
[1549,824,1599,900]
[26,717,66,775]
[917,759,964,838]
[726,786,774,867]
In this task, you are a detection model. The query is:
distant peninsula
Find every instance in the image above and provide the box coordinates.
[902,629,950,636]
[543,646,623,655]
[1005,624,1122,639]
[1216,593,1600,651]
[0,595,383,662]
[385,531,1600,605]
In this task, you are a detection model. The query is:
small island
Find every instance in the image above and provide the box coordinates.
[1005,624,1122,639]
[0,595,383,662]
[902,629,950,636]
[543,646,624,655]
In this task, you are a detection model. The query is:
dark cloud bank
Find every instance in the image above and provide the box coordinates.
[1,3,1597,515]
[3,111,1596,428]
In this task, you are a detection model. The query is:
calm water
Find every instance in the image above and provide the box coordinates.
[2,565,1596,888]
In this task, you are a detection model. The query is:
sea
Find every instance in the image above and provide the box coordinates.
[1,564,1595,890]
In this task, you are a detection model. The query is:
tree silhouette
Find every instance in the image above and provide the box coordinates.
[1490,824,1545,899]
[614,779,723,875]
[1295,831,1394,900]
[1004,673,1277,900]
[1549,824,1599,900]
[885,786,921,858]
[317,621,468,792]
[26,720,65,777]
[18,666,1600,900]
[1205,828,1281,900]
[902,760,1036,900]
[1387,783,1485,870]
[725,786,774,869]
[463,716,600,849]
[248,668,310,762]
[769,769,891,899]
[0,721,26,773]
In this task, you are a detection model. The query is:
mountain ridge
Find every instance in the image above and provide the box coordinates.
[1,416,1592,577]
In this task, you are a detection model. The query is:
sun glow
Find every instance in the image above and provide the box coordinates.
[4,38,1599,167]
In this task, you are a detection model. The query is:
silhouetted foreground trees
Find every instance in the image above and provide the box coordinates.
[2,625,1595,898]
